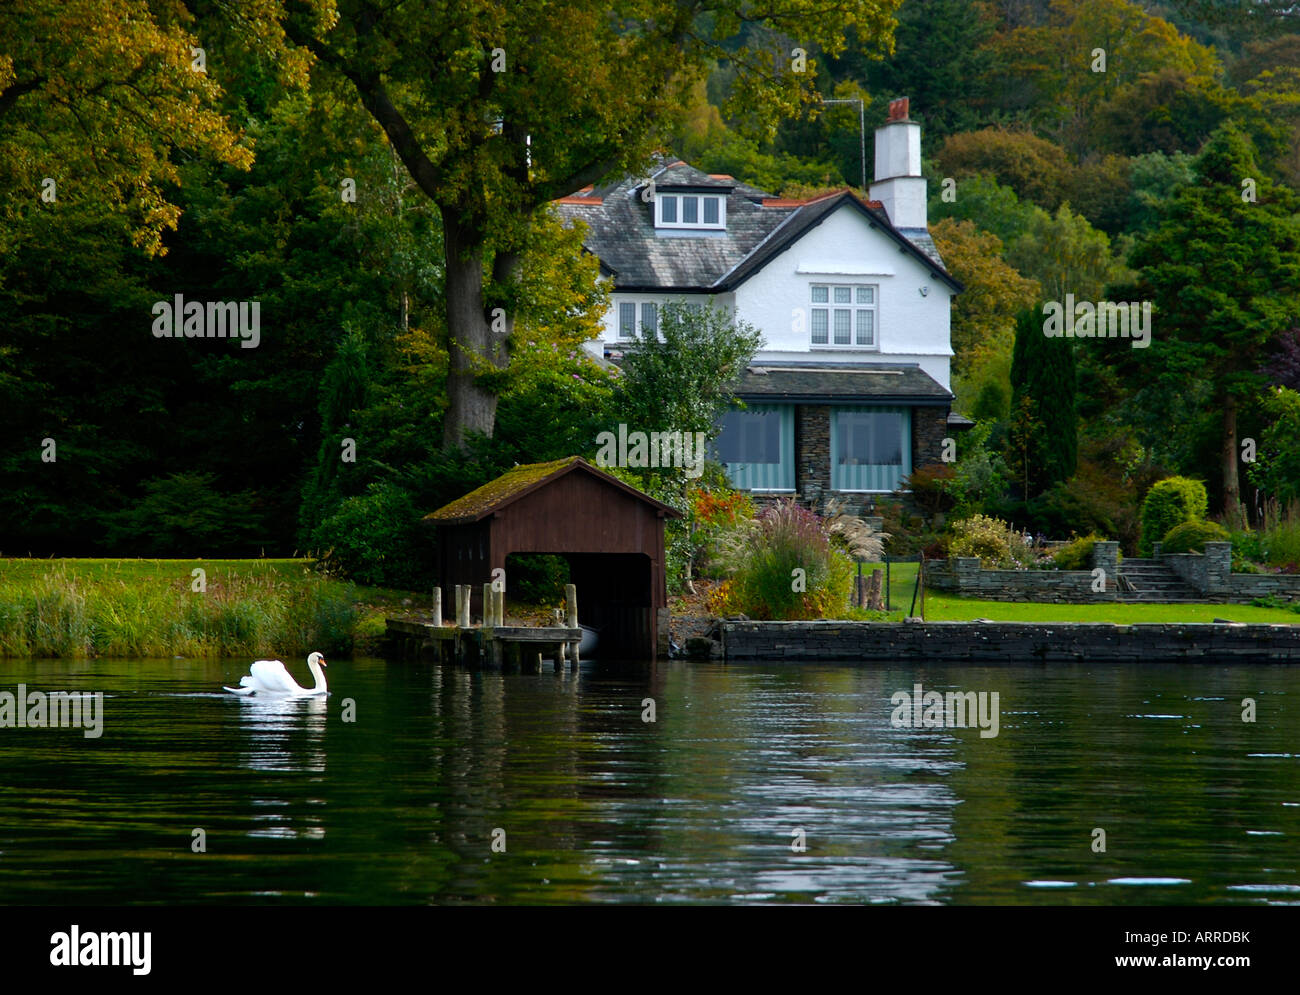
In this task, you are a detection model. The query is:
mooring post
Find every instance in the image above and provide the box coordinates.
[432,586,442,627]
[919,555,926,620]
[493,586,505,628]
[457,585,471,628]
[565,583,580,666]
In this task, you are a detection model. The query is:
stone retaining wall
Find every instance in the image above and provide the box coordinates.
[929,540,1300,604]
[927,544,1118,602]
[926,560,1110,602]
[719,620,1300,663]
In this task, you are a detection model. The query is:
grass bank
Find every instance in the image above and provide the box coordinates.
[0,559,413,659]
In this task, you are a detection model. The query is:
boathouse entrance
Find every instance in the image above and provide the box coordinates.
[425,457,681,661]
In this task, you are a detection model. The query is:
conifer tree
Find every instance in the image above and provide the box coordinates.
[1126,122,1300,524]
[1009,306,1078,496]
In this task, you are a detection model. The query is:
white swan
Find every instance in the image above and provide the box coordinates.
[224,652,328,697]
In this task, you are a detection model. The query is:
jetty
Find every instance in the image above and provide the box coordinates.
[386,582,585,670]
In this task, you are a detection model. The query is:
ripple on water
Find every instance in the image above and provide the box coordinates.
[1023,880,1078,888]
[1226,884,1300,894]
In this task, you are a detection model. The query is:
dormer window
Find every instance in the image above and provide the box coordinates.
[656,192,726,230]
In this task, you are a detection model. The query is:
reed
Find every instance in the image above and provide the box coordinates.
[0,563,359,659]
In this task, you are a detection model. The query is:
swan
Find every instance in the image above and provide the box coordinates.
[224,652,328,697]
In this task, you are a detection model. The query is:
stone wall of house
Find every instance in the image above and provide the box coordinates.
[796,404,830,509]
[719,620,1300,663]
[911,406,949,472]
[748,403,954,522]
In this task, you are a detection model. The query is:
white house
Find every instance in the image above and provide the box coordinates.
[554,98,964,508]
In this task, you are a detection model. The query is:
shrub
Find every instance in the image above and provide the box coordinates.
[1259,504,1300,567]
[713,500,853,619]
[877,499,927,555]
[1161,519,1231,554]
[1251,595,1300,613]
[947,514,1035,568]
[1229,529,1264,570]
[902,464,958,518]
[1139,476,1208,555]
[312,482,430,588]
[690,486,756,579]
[1053,533,1105,571]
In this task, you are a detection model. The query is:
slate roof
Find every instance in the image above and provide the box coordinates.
[554,158,960,294]
[424,456,681,524]
[734,363,953,404]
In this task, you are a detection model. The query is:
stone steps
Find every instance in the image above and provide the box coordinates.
[1117,558,1202,602]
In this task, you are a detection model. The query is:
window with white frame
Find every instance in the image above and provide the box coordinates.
[616,300,659,339]
[656,193,726,230]
[810,284,877,348]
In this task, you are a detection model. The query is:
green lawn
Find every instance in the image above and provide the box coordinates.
[855,561,1300,624]
[923,593,1300,625]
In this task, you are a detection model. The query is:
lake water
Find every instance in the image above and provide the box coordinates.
[0,656,1297,905]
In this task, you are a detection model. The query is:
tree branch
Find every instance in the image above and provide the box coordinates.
[0,77,46,118]
[281,8,446,201]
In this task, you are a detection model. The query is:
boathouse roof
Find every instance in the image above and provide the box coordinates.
[424,456,682,525]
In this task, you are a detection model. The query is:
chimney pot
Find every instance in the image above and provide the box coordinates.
[887,97,909,122]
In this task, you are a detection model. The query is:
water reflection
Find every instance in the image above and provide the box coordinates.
[0,658,1296,905]
[230,694,327,841]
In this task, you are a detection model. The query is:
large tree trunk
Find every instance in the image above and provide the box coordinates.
[1222,393,1245,529]
[441,214,509,450]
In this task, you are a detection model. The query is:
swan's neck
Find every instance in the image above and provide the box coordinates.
[308,660,327,693]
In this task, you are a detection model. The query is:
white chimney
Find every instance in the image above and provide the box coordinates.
[869,97,926,230]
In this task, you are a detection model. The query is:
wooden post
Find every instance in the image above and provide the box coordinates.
[493,586,505,628]
[869,569,883,610]
[483,582,494,628]
[565,583,578,628]
[919,556,926,620]
[565,583,580,666]
[457,585,471,628]
[432,587,442,627]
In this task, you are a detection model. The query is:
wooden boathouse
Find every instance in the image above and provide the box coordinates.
[424,456,681,660]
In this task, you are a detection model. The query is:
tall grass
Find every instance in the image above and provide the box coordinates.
[712,499,854,620]
[0,565,359,659]
[1259,499,1300,569]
